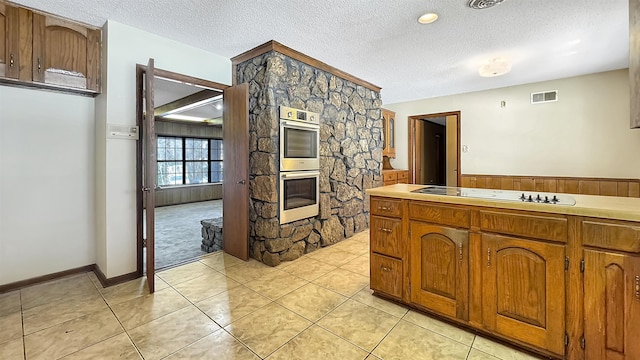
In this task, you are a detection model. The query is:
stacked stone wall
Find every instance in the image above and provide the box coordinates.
[236,51,383,266]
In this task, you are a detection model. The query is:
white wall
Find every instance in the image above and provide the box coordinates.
[386,69,640,178]
[96,21,232,278]
[0,86,95,285]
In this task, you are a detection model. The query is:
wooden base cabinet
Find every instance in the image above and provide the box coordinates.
[369,196,640,359]
[410,221,469,320]
[382,169,409,186]
[370,197,406,301]
[482,234,566,356]
[584,250,640,359]
[370,253,403,299]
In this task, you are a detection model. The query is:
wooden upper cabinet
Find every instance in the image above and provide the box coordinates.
[482,234,566,356]
[32,13,100,91]
[0,1,100,94]
[382,108,396,158]
[2,3,32,81]
[410,221,469,320]
[584,250,640,359]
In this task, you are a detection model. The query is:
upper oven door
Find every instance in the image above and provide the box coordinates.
[280,120,320,171]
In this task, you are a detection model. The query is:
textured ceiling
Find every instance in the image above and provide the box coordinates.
[12,0,629,104]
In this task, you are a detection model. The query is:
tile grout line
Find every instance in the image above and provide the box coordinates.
[20,289,26,360]
[366,312,404,359]
[147,270,260,359]
[260,321,316,360]
[93,273,146,360]
[103,300,145,359]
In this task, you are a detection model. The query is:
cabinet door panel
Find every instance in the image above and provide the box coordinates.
[496,247,546,327]
[33,13,97,89]
[4,5,31,81]
[584,250,640,360]
[410,221,469,320]
[482,234,565,356]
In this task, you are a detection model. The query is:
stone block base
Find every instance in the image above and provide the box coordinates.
[201,217,223,253]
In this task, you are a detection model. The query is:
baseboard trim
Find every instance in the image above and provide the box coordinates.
[0,264,96,294]
[93,265,140,288]
[0,264,142,294]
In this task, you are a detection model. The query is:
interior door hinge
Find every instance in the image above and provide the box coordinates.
[143,238,147,248]
[580,259,585,273]
[565,257,570,271]
[564,333,569,347]
[580,335,585,349]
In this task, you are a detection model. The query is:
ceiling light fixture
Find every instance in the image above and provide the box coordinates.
[157,94,223,117]
[161,114,209,122]
[478,58,512,77]
[418,13,438,24]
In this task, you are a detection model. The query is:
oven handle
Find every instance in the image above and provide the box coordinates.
[280,120,320,131]
[281,171,320,179]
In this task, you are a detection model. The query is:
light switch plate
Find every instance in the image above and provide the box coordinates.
[108,124,139,140]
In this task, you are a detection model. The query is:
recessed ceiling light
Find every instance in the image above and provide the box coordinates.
[418,13,438,24]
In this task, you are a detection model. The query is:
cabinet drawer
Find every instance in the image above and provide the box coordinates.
[371,197,403,217]
[371,253,403,299]
[582,220,640,253]
[384,180,397,186]
[409,202,470,228]
[480,211,567,243]
[383,171,398,182]
[397,171,408,181]
[371,216,403,258]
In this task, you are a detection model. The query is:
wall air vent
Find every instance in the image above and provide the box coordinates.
[468,0,505,10]
[531,90,558,104]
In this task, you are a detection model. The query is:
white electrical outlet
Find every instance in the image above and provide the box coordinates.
[462,145,469,153]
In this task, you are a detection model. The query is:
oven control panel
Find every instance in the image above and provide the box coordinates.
[280,106,319,124]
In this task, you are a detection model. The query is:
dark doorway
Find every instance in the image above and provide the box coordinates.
[419,119,446,185]
[408,111,461,186]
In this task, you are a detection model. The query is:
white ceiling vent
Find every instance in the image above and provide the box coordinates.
[531,90,558,104]
[468,0,505,10]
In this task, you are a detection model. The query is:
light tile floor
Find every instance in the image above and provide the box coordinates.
[0,230,541,360]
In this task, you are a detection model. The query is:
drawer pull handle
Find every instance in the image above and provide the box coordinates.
[380,266,393,272]
[377,206,391,211]
[487,247,491,267]
[378,227,393,234]
[459,242,463,261]
[636,276,640,301]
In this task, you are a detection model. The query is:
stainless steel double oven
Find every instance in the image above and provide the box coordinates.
[279,106,320,224]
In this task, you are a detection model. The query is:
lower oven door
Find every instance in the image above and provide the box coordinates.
[280,171,320,224]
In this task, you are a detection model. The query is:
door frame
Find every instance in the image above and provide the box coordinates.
[408,111,461,186]
[135,65,231,276]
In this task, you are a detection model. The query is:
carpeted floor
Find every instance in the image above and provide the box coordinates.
[145,200,223,270]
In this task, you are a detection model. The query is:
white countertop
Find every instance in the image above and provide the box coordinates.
[366,184,640,222]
